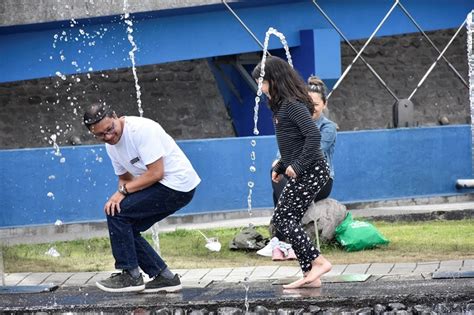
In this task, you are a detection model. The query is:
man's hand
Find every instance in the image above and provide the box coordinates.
[285,165,297,178]
[271,171,283,183]
[104,191,125,216]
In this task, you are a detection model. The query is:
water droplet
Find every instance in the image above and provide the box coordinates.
[247,181,254,188]
[55,72,66,80]
[249,166,256,172]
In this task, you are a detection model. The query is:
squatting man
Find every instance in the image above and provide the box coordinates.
[83,103,200,293]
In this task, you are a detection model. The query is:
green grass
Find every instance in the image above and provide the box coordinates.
[3,219,473,273]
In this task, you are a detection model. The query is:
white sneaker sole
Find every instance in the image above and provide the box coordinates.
[141,283,182,293]
[95,281,145,293]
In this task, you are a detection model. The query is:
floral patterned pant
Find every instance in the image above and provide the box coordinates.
[272,159,330,272]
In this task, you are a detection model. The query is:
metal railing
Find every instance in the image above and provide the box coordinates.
[222,0,469,128]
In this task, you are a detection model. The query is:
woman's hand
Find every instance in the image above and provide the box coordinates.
[104,191,125,216]
[272,171,283,183]
[285,165,297,178]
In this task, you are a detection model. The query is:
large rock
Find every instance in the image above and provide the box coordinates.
[268,198,347,243]
[302,198,347,242]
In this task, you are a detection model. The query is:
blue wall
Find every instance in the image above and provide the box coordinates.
[0,0,471,83]
[0,125,471,228]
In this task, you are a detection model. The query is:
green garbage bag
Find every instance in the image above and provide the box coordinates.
[335,212,389,252]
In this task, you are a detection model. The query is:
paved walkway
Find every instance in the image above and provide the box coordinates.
[2,200,473,290]
[4,259,473,289]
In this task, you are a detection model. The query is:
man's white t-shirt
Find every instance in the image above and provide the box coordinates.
[105,116,201,192]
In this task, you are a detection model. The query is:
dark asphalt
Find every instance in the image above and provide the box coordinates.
[1,277,473,314]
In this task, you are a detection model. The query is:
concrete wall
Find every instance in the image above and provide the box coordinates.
[1,125,471,228]
[0,0,229,26]
[328,28,469,131]
[0,28,468,148]
[0,60,235,149]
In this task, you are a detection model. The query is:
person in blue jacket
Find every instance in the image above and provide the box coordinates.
[270,76,337,208]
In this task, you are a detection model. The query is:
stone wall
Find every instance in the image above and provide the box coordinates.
[328,28,469,130]
[0,28,470,149]
[0,60,235,149]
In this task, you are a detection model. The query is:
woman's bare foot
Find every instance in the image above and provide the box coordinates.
[302,278,321,288]
[282,255,332,289]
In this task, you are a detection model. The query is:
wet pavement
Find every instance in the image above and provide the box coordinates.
[1,260,473,313]
[1,278,473,313]
[1,202,473,313]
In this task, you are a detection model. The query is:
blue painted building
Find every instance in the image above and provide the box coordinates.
[0,1,472,227]
[0,0,471,135]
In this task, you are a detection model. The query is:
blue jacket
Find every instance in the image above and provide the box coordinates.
[315,115,337,178]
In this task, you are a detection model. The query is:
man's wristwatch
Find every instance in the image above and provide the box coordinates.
[118,184,129,196]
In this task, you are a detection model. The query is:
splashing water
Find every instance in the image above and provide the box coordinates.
[122,0,144,117]
[242,276,250,314]
[55,71,66,80]
[150,223,161,255]
[247,181,254,216]
[49,134,66,164]
[50,134,61,157]
[0,250,4,286]
[467,11,474,176]
[246,27,293,216]
[253,27,293,135]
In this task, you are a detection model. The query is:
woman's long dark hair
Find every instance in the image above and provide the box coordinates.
[252,56,314,115]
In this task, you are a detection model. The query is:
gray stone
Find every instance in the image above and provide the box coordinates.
[355,307,372,315]
[466,302,474,311]
[190,309,209,315]
[388,303,406,311]
[156,308,172,315]
[253,305,269,315]
[218,307,242,315]
[373,304,387,314]
[301,198,347,242]
[438,116,450,125]
[432,303,450,314]
[0,60,234,149]
[173,308,185,315]
[308,305,321,314]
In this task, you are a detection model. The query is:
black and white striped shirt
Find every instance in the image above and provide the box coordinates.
[272,99,324,176]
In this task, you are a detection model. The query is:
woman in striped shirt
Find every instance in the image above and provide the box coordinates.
[252,56,333,289]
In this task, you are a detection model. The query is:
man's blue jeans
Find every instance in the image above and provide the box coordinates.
[106,182,195,277]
